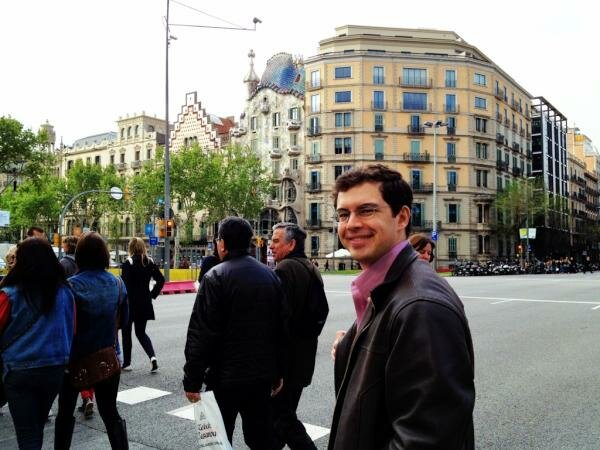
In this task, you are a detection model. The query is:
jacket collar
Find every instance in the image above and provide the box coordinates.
[370,245,419,308]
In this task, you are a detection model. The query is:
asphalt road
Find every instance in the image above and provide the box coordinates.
[2,272,600,449]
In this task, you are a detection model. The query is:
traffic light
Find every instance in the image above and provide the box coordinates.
[157,219,165,238]
[166,219,174,237]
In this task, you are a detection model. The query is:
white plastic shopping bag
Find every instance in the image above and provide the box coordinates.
[194,391,232,450]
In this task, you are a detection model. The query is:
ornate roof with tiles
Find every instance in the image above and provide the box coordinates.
[250,52,305,100]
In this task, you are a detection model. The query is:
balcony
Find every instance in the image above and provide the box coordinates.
[399,77,432,88]
[447,155,456,163]
[283,168,299,180]
[407,125,425,135]
[117,163,127,171]
[371,101,387,111]
[306,126,321,137]
[504,118,511,127]
[287,120,301,130]
[307,154,321,164]
[512,123,518,132]
[412,220,442,231]
[288,145,301,156]
[519,127,525,137]
[374,124,384,132]
[403,152,430,162]
[496,160,509,171]
[270,149,282,159]
[412,183,433,193]
[447,183,457,192]
[307,81,321,90]
[375,153,384,161]
[260,101,270,114]
[444,104,460,114]
[306,219,322,229]
[496,112,503,122]
[401,103,432,112]
[306,182,322,193]
[131,160,142,169]
[447,127,456,136]
[510,100,519,111]
[494,89,505,101]
[496,133,504,144]
[512,167,522,177]
[512,142,520,152]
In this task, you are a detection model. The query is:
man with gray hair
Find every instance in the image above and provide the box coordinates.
[269,222,327,450]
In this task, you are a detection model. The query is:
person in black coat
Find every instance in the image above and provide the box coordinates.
[120,237,165,372]
[183,217,286,449]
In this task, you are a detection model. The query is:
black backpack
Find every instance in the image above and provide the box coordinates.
[291,258,329,338]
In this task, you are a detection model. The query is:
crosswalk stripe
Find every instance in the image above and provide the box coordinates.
[117,386,171,405]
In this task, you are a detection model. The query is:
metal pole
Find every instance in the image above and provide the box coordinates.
[432,125,438,271]
[526,180,530,265]
[164,0,171,281]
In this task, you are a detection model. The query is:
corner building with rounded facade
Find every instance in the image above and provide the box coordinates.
[303,25,533,267]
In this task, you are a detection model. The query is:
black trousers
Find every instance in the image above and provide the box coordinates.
[211,382,273,450]
[55,373,123,449]
[122,319,155,366]
[271,384,317,450]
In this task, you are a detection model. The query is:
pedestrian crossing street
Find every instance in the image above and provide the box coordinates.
[116,386,331,442]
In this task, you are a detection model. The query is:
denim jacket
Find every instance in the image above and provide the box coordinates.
[1,284,75,375]
[68,270,128,362]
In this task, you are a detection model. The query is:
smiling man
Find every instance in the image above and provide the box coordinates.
[328,164,475,450]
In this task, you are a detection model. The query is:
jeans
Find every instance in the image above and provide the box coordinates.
[122,319,155,366]
[212,382,274,450]
[4,365,65,450]
[271,384,317,450]
[55,372,123,449]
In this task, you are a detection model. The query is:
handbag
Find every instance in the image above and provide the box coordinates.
[68,277,123,390]
[194,390,232,450]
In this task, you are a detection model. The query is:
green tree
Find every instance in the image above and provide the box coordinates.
[127,148,165,226]
[0,117,40,175]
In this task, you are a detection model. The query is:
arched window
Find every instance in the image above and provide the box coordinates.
[120,128,125,139]
[127,126,131,138]
[282,207,297,224]
[259,208,279,236]
[134,125,139,137]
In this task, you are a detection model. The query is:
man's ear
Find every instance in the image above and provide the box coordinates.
[396,205,411,238]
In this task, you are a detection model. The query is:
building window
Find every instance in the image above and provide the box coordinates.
[447,203,460,223]
[95,155,101,165]
[445,69,456,88]
[250,116,258,131]
[447,170,457,190]
[476,142,488,159]
[334,137,352,154]
[373,91,385,109]
[411,203,423,227]
[334,165,352,179]
[447,116,456,130]
[273,136,280,149]
[474,97,487,109]
[446,142,456,161]
[310,70,320,88]
[478,235,490,254]
[374,113,384,132]
[477,204,490,224]
[374,139,384,160]
[291,158,299,170]
[474,73,487,86]
[86,157,91,165]
[250,139,258,152]
[289,107,300,120]
[135,151,140,161]
[402,68,427,86]
[311,95,320,113]
[335,91,352,103]
[311,235,319,256]
[134,125,139,137]
[334,66,352,79]
[476,170,488,188]
[290,133,298,146]
[109,155,115,165]
[445,94,457,113]
[373,66,384,84]
[120,128,125,139]
[335,112,352,127]
[120,153,125,163]
[410,140,421,158]
[272,112,281,127]
[475,117,487,133]
[448,236,458,258]
[311,140,320,156]
[403,92,427,110]
[147,148,152,159]
[127,126,131,138]
[410,115,421,131]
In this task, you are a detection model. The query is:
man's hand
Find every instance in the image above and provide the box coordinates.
[331,330,347,360]
[185,391,201,403]
[271,378,284,397]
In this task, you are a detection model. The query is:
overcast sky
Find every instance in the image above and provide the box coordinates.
[1,0,598,147]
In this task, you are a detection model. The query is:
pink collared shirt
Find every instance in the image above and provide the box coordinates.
[351,240,409,328]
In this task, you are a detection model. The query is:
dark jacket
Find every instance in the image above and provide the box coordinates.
[183,250,285,392]
[274,252,321,386]
[329,246,475,450]
[60,254,78,278]
[121,255,164,323]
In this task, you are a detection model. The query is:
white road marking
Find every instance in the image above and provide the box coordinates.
[166,404,331,441]
[117,386,171,405]
[464,295,600,310]
[490,300,512,305]
[325,290,350,295]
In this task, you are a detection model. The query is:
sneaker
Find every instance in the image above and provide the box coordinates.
[150,357,158,373]
[83,399,94,419]
[122,364,133,372]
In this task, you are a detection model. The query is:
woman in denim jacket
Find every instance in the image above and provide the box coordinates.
[54,232,129,450]
[0,238,75,450]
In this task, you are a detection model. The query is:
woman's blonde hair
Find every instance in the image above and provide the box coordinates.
[5,245,17,270]
[128,237,147,257]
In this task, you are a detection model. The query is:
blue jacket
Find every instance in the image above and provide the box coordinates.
[1,284,75,375]
[68,270,128,362]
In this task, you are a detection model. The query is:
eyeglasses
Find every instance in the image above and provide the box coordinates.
[336,204,387,223]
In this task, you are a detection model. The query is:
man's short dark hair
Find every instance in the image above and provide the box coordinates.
[62,236,78,255]
[26,226,45,237]
[75,232,110,271]
[218,217,253,252]
[272,222,307,251]
[333,164,413,234]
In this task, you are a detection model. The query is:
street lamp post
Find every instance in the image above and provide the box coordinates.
[58,187,123,259]
[424,120,447,269]
[162,0,261,280]
[525,176,536,265]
